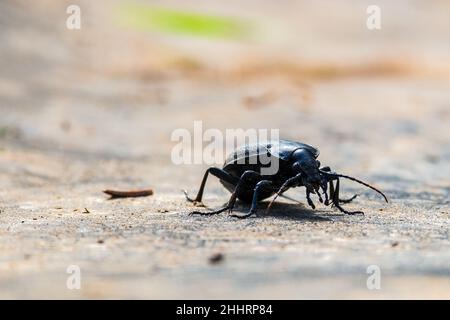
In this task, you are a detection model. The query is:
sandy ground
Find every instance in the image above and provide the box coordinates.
[0,0,449,299]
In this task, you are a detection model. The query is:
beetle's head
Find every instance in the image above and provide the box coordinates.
[291,149,322,190]
[290,149,389,205]
[266,147,389,214]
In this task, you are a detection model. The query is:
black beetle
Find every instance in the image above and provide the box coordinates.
[184,139,388,218]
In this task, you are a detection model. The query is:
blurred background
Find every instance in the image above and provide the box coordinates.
[0,0,449,299]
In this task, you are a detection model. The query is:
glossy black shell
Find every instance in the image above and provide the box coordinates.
[224,139,319,166]
[220,139,320,201]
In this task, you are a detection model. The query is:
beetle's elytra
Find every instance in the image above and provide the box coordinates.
[184,139,388,218]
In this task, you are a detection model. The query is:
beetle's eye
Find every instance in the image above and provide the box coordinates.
[316,161,321,168]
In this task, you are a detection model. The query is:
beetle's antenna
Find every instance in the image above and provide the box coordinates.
[320,171,388,203]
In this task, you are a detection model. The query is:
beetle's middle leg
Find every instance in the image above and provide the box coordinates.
[227,170,262,214]
[230,180,276,219]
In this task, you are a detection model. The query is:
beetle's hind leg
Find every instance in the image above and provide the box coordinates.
[184,167,238,206]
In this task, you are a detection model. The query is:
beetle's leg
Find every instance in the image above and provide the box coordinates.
[329,180,335,206]
[332,178,364,215]
[306,190,316,209]
[227,170,262,214]
[321,182,329,205]
[326,172,357,205]
[184,167,238,206]
[339,194,358,204]
[266,173,303,213]
[189,205,230,217]
[316,189,323,203]
[230,180,274,219]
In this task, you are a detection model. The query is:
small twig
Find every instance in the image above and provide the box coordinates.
[103,189,154,199]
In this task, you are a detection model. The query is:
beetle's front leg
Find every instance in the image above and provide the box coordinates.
[338,194,358,204]
[322,166,357,205]
[230,180,274,219]
[331,178,364,215]
[306,189,316,210]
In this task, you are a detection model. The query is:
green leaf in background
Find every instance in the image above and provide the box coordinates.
[117,2,251,40]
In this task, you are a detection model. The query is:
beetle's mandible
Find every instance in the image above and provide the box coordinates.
[184,139,388,218]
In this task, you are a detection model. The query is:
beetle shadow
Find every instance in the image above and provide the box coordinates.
[233,201,332,222]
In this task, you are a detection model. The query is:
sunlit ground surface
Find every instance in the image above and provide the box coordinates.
[0,0,449,298]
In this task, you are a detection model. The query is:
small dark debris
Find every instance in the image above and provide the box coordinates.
[82,208,90,214]
[60,120,71,132]
[391,241,399,247]
[97,239,104,244]
[425,154,439,163]
[209,252,224,265]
